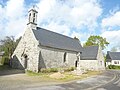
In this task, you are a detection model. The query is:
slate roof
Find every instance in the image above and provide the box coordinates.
[106,52,120,62]
[81,46,99,60]
[32,27,83,52]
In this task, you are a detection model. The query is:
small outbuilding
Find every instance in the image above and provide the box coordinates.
[80,46,105,70]
[106,51,120,67]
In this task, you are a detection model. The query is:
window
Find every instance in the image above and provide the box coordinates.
[80,52,82,54]
[63,52,67,63]
[33,13,35,17]
[33,18,35,23]
[24,54,28,59]
[114,61,117,64]
[75,60,78,67]
[29,13,31,17]
[114,61,119,64]
[29,13,31,22]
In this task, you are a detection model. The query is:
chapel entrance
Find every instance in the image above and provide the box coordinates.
[75,53,80,68]
[75,60,78,67]
[23,54,28,69]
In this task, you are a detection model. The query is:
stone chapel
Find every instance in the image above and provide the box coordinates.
[11,7,105,72]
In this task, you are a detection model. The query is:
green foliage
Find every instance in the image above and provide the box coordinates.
[40,68,58,73]
[0,65,10,70]
[40,67,75,73]
[0,45,2,51]
[26,70,40,76]
[84,35,109,50]
[63,67,75,72]
[1,56,9,65]
[108,65,120,69]
[0,36,21,59]
[111,47,117,52]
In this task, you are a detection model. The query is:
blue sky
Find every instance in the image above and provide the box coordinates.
[0,0,120,51]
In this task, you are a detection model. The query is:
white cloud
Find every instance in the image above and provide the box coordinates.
[101,30,120,51]
[42,22,70,36]
[71,31,90,46]
[101,11,120,28]
[0,5,5,32]
[71,31,90,40]
[0,0,102,41]
[0,0,27,39]
[101,7,120,51]
[37,0,102,35]
[6,0,25,19]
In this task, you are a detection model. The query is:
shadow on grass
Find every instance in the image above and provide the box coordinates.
[0,65,25,76]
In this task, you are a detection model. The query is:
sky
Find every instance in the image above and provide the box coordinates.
[0,0,120,52]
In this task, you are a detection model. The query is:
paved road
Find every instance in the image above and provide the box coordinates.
[93,70,120,90]
[0,70,120,90]
[24,70,120,90]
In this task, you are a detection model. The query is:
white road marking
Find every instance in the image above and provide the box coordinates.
[113,78,120,84]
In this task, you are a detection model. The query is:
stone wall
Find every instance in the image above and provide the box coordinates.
[39,46,78,69]
[12,27,39,72]
[80,46,105,71]
[79,60,98,70]
[96,46,105,70]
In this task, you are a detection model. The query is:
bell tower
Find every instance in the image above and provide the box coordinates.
[27,6,38,29]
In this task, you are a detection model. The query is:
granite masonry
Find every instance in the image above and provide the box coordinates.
[11,7,105,72]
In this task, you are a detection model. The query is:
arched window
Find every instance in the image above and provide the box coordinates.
[24,54,28,59]
[63,52,67,63]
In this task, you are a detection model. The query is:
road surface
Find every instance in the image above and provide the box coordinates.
[0,70,120,90]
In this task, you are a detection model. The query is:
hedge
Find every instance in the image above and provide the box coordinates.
[108,65,120,69]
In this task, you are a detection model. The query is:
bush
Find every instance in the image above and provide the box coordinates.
[64,67,75,72]
[50,68,58,72]
[40,68,58,73]
[26,70,40,76]
[108,65,120,69]
[40,67,75,73]
[1,56,9,65]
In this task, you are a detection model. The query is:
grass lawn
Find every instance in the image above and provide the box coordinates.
[26,70,102,82]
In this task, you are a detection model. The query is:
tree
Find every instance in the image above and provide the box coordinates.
[111,47,117,52]
[0,36,21,59]
[84,35,109,50]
